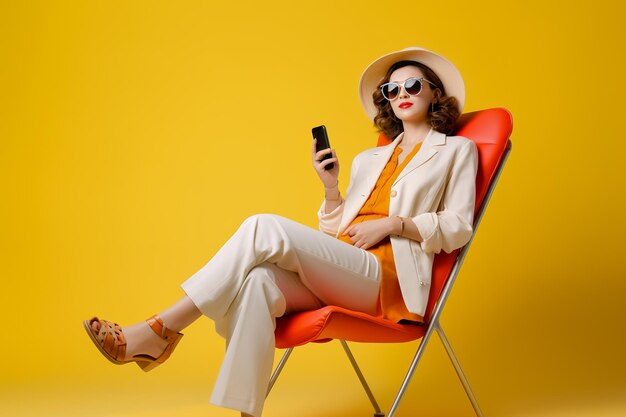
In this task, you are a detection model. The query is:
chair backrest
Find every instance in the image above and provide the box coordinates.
[377,107,513,323]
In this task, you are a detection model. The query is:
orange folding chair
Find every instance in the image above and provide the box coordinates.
[267,107,513,416]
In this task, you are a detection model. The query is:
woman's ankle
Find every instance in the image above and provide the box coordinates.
[123,321,168,360]
[157,295,202,333]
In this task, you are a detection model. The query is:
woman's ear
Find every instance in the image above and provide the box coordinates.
[432,88,442,103]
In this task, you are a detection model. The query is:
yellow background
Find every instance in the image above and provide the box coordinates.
[1,0,625,416]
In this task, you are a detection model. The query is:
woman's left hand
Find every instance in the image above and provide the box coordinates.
[342,218,394,250]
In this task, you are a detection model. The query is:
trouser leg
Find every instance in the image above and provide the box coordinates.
[180,214,381,416]
[181,213,381,318]
[210,262,321,417]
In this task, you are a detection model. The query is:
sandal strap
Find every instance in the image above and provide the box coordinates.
[91,317,126,362]
[145,315,182,342]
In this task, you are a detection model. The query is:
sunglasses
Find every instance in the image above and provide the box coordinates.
[380,77,438,101]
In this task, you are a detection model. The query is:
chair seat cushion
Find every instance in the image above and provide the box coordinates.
[275,306,425,348]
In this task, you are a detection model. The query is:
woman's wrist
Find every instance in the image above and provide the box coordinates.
[324,180,340,201]
[323,179,338,190]
[393,216,404,237]
[324,190,341,201]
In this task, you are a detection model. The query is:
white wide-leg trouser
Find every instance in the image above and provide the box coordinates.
[180,214,382,417]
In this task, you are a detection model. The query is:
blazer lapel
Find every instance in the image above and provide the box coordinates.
[338,134,402,233]
[393,128,446,186]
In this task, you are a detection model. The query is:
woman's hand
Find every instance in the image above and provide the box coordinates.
[312,139,339,188]
[342,217,395,250]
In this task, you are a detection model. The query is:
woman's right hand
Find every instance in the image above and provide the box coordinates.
[312,139,340,188]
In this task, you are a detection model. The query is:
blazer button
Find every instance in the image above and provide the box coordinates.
[390,190,397,197]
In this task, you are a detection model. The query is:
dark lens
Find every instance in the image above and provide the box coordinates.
[404,78,423,96]
[382,83,400,100]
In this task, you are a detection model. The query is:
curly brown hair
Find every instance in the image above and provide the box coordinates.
[372,60,460,138]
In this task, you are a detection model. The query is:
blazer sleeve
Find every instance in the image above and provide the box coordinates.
[317,152,361,236]
[410,139,478,254]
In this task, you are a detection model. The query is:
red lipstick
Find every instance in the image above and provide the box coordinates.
[399,102,413,109]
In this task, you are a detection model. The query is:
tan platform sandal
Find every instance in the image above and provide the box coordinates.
[83,314,184,372]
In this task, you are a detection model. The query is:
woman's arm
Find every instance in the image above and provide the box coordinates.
[392,216,423,241]
[341,215,422,250]
[312,139,342,213]
[410,139,478,254]
[315,140,348,235]
[322,176,343,214]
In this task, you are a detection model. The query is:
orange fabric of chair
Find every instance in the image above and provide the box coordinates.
[275,306,425,348]
[275,108,513,349]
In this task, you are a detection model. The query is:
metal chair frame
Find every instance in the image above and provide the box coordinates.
[267,139,512,417]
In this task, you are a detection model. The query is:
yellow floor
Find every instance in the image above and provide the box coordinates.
[4,381,626,417]
[4,338,626,417]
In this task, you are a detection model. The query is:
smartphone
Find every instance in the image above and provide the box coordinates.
[312,125,334,170]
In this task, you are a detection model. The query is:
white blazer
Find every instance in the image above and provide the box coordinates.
[318,128,479,317]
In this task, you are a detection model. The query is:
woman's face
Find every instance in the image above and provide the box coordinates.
[388,65,437,125]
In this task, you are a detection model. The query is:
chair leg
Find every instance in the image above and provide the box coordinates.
[340,340,385,417]
[434,323,484,417]
[266,347,293,397]
[270,327,484,416]
[386,328,434,417]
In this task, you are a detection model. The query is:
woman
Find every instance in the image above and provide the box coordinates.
[84,46,478,417]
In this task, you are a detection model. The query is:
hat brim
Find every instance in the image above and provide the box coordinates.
[358,47,465,121]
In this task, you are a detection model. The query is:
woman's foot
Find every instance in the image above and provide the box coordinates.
[84,314,184,371]
[89,319,168,361]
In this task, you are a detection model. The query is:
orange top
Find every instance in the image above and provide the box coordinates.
[338,142,424,324]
